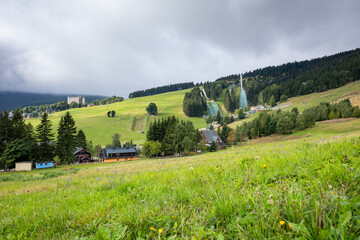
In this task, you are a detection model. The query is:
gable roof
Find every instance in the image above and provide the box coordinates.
[201,130,222,143]
[73,147,91,155]
[103,147,137,154]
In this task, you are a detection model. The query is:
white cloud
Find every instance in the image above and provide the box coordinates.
[0,0,359,96]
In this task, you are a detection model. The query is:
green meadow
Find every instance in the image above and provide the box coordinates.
[26,90,206,146]
[1,122,360,239]
[228,81,360,129]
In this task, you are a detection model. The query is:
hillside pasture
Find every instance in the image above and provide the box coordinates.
[26,90,206,146]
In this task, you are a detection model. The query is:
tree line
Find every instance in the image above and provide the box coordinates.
[17,96,123,117]
[144,116,203,157]
[0,110,92,170]
[183,87,207,117]
[129,82,195,98]
[223,88,239,113]
[237,99,360,140]
[203,80,228,100]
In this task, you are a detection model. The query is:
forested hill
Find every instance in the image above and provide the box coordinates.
[214,49,360,106]
[0,91,106,111]
[129,82,195,98]
[243,48,360,105]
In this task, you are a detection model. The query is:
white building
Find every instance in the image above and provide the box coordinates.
[67,96,85,105]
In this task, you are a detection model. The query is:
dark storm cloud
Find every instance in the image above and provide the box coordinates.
[0,0,359,96]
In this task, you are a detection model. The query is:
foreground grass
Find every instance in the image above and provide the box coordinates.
[1,134,359,239]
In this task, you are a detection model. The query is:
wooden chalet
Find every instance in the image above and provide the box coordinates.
[201,130,227,149]
[99,147,139,162]
[73,147,92,163]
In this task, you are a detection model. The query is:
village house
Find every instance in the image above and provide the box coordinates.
[99,147,139,163]
[73,147,92,163]
[201,130,226,150]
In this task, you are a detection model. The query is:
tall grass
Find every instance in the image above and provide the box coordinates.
[0,137,359,239]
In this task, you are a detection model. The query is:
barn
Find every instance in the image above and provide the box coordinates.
[73,147,92,163]
[99,147,139,162]
[201,130,227,149]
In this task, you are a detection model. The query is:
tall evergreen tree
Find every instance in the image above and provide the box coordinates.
[56,112,77,164]
[76,130,87,149]
[36,112,55,162]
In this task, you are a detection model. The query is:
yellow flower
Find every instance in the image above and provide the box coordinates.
[331,191,334,195]
[289,224,293,229]
[279,221,285,226]
[158,228,163,234]
[150,227,154,231]
[263,164,267,169]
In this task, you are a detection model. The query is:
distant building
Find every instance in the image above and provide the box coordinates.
[99,147,139,163]
[16,162,32,171]
[73,147,92,163]
[67,96,85,105]
[201,130,226,150]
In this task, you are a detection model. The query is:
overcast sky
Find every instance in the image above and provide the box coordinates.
[0,0,359,97]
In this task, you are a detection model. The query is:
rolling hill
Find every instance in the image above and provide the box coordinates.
[0,91,106,111]
[26,89,207,146]
[25,80,360,147]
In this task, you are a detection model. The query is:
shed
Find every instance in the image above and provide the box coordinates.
[16,161,32,171]
[35,161,54,169]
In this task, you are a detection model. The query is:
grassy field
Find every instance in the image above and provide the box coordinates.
[26,90,207,147]
[1,122,360,239]
[280,81,360,112]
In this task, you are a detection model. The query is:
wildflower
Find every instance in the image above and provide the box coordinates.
[289,224,292,229]
[158,229,163,234]
[267,199,274,205]
[189,167,194,171]
[279,221,285,226]
[331,191,334,195]
[150,227,155,231]
[263,164,267,169]
[171,186,174,190]
[6,205,9,208]
[172,216,175,219]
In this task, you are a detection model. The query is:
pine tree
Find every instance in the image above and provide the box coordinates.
[76,130,87,148]
[269,95,276,107]
[56,112,77,164]
[36,112,55,162]
[11,109,26,140]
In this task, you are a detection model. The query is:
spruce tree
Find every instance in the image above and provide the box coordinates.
[36,112,55,162]
[56,112,77,164]
[76,130,87,149]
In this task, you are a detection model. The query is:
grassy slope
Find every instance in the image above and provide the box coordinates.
[228,81,360,129]
[1,122,359,239]
[26,89,206,146]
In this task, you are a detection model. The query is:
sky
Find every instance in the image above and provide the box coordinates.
[0,0,359,97]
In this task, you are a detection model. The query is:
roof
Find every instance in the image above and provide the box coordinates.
[201,130,222,143]
[73,147,91,155]
[104,147,137,154]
